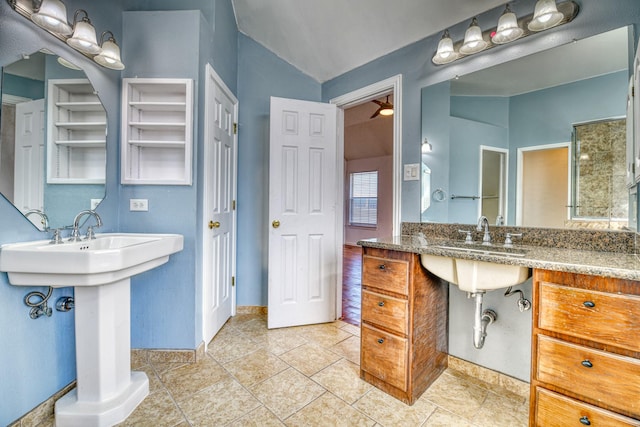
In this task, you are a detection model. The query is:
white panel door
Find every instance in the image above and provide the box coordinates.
[268,96,338,329]
[202,65,237,345]
[14,99,45,224]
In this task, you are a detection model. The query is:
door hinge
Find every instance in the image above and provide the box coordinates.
[231,276,235,287]
[232,200,236,210]
[233,122,237,134]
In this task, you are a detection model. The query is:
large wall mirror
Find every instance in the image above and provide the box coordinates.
[421,26,631,230]
[0,50,106,231]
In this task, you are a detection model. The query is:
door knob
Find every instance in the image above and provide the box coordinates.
[209,221,220,229]
[272,220,280,228]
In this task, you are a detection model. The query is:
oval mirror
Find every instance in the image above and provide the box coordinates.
[1,50,106,230]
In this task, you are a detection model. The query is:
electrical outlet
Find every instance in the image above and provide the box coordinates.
[129,199,149,211]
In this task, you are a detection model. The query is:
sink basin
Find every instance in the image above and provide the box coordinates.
[0,233,183,427]
[421,252,531,293]
[0,233,183,287]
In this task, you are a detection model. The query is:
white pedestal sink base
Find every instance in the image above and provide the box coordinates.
[54,278,148,427]
[54,372,148,427]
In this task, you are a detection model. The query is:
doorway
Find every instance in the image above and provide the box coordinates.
[331,75,402,324]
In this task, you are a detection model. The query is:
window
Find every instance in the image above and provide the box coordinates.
[349,171,378,226]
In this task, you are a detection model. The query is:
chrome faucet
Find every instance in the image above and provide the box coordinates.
[476,215,491,245]
[25,209,49,231]
[70,210,103,241]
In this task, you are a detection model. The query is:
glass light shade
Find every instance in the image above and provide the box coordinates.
[432,30,459,65]
[94,39,125,70]
[67,20,101,55]
[379,107,393,116]
[528,0,564,31]
[492,7,524,44]
[30,0,72,35]
[422,139,433,153]
[57,56,82,70]
[459,18,488,55]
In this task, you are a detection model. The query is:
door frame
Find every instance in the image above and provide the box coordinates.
[329,74,402,319]
[201,63,238,345]
[516,142,571,226]
[477,145,509,222]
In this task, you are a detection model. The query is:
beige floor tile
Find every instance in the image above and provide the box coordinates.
[233,316,269,335]
[339,322,361,337]
[285,392,375,427]
[244,326,309,355]
[250,367,326,420]
[353,387,437,426]
[473,392,529,427]
[421,371,488,421]
[329,335,361,364]
[180,376,262,427]
[280,343,342,376]
[116,389,185,427]
[227,405,285,427]
[224,348,289,387]
[134,364,164,395]
[311,359,372,404]
[422,408,474,427]
[161,356,230,402]
[207,331,263,364]
[295,323,354,347]
[149,361,191,376]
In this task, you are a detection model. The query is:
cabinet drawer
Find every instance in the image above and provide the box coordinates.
[362,290,408,335]
[536,335,640,417]
[538,282,640,352]
[536,388,640,427]
[362,255,409,295]
[361,323,407,391]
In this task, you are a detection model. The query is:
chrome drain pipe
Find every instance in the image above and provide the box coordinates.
[471,292,497,349]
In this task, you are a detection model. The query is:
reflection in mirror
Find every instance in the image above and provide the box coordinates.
[421,26,631,230]
[0,51,106,230]
[480,146,507,224]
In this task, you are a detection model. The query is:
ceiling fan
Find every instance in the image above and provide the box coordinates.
[370,95,393,119]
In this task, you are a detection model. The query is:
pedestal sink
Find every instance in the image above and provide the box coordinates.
[0,233,184,427]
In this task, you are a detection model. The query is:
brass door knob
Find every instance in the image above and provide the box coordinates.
[209,221,220,229]
[272,220,280,228]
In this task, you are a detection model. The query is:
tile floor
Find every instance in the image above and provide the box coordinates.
[101,313,526,427]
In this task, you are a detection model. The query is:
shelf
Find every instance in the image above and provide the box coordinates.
[128,140,186,148]
[129,102,186,112]
[55,121,107,131]
[55,140,106,148]
[129,122,186,131]
[55,101,104,112]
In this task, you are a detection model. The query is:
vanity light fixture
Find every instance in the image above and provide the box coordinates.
[459,17,488,55]
[57,56,82,70]
[432,30,459,65]
[421,138,433,153]
[30,0,72,35]
[66,9,101,55]
[431,1,578,66]
[491,4,524,44]
[528,0,564,31]
[94,31,125,70]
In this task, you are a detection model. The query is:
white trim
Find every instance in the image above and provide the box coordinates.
[478,145,509,223]
[2,94,31,105]
[329,74,402,321]
[516,142,570,225]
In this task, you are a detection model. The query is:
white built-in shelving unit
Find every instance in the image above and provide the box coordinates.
[121,78,193,185]
[47,78,106,184]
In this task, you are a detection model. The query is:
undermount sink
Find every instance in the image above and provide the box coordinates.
[0,233,183,287]
[0,233,183,427]
[421,250,531,293]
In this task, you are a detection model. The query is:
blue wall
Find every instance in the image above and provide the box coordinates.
[1,73,44,99]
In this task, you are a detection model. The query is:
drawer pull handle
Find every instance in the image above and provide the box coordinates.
[377,338,384,344]
[580,416,591,425]
[378,301,385,307]
[379,264,386,270]
[581,360,593,368]
[583,301,595,308]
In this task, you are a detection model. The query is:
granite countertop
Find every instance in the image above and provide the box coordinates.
[358,235,640,281]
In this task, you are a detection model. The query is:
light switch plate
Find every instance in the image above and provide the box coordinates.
[404,163,420,181]
[130,199,149,211]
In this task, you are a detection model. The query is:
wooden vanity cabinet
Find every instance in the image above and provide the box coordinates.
[530,269,640,426]
[360,247,448,405]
